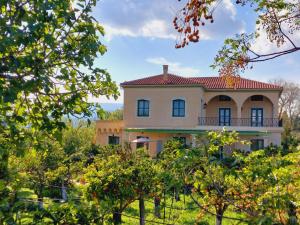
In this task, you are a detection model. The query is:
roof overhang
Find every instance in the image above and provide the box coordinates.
[120,84,204,88]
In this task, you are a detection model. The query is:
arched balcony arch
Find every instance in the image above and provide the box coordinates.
[240,95,279,127]
[199,94,281,127]
[200,95,238,126]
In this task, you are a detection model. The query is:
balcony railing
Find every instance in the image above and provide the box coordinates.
[198,117,282,127]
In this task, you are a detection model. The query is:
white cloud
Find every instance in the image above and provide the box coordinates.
[96,0,245,41]
[146,57,200,76]
[251,23,300,55]
[103,19,176,41]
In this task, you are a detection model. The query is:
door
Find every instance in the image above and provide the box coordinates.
[156,140,163,154]
[251,108,263,127]
[219,108,231,126]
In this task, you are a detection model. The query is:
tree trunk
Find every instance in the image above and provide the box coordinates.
[175,187,180,201]
[163,191,166,222]
[0,148,8,179]
[215,210,224,225]
[287,201,298,225]
[37,185,44,209]
[38,194,44,209]
[61,181,67,202]
[154,197,161,218]
[113,212,122,225]
[139,196,145,225]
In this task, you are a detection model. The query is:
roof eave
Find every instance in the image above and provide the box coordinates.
[204,88,283,92]
[120,84,205,88]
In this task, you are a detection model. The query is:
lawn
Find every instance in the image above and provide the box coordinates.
[122,195,246,225]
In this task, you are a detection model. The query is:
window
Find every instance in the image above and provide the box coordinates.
[251,108,263,127]
[137,99,149,117]
[108,136,120,145]
[136,136,149,149]
[172,99,185,117]
[251,139,264,150]
[251,95,264,101]
[219,108,231,126]
[219,95,231,101]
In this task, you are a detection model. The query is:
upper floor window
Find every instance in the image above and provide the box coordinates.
[172,99,185,117]
[137,99,149,117]
[251,95,264,101]
[219,95,231,101]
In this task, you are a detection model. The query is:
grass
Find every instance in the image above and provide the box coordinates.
[122,195,246,225]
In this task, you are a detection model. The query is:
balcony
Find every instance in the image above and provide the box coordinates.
[198,117,283,127]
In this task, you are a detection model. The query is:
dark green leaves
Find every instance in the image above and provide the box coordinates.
[0,0,119,139]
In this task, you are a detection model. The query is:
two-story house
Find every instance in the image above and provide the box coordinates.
[95,65,283,156]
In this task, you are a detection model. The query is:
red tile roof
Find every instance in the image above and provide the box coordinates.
[121,74,282,90]
[121,74,196,86]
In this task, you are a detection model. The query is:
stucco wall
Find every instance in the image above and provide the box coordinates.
[95,120,124,146]
[123,87,204,128]
[204,90,280,118]
[205,96,238,118]
[123,88,281,129]
[241,96,273,118]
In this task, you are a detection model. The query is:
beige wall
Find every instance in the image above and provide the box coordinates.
[95,87,282,150]
[123,87,204,128]
[206,96,238,118]
[95,120,124,146]
[241,96,273,118]
[123,87,281,129]
[204,90,280,118]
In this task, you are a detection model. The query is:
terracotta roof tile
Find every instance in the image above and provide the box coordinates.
[189,77,282,89]
[120,74,282,90]
[121,74,197,86]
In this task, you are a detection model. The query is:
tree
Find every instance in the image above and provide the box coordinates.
[100,109,123,120]
[85,146,160,225]
[270,79,300,128]
[174,0,300,85]
[189,130,248,225]
[15,134,64,208]
[0,0,118,139]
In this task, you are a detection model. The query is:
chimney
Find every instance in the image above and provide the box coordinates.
[163,65,168,81]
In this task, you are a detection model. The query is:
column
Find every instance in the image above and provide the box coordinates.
[191,134,197,148]
[237,104,242,126]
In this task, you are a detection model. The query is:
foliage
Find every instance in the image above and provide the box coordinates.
[270,79,300,129]
[100,109,123,120]
[85,146,160,224]
[174,0,300,87]
[1,125,300,225]
[0,0,118,139]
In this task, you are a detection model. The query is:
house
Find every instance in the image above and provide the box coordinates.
[95,65,283,156]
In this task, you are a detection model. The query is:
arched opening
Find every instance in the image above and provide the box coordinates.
[241,95,275,127]
[202,95,238,126]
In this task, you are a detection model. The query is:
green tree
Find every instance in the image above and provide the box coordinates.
[0,0,118,138]
[101,109,123,120]
[173,130,300,225]
[85,146,160,225]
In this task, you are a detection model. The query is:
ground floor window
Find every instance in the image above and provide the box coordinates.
[136,136,149,149]
[251,139,264,150]
[108,135,120,145]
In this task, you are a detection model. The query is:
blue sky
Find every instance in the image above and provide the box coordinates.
[90,0,300,103]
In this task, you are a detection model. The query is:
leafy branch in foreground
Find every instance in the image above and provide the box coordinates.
[0,0,119,138]
[174,0,300,87]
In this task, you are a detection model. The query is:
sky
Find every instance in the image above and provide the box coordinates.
[90,0,300,104]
